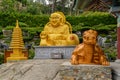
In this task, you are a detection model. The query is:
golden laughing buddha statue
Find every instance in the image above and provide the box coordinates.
[71,30,109,66]
[40,12,79,46]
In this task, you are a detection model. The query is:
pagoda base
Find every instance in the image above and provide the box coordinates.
[7,57,27,62]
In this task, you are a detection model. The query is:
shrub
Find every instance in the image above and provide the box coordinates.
[28,49,35,59]
[5,26,14,30]
[67,11,116,26]
[0,12,116,28]
[104,46,117,62]
[0,54,4,64]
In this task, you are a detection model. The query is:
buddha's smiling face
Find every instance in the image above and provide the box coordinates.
[49,13,62,27]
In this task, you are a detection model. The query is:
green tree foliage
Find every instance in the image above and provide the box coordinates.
[0,0,51,15]
[17,0,27,6]
[1,0,16,13]
[26,2,50,15]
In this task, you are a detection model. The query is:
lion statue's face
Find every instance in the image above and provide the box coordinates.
[83,34,97,45]
[83,30,97,45]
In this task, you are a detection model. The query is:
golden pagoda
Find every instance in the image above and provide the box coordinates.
[7,20,27,62]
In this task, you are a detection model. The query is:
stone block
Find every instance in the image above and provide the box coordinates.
[34,46,76,59]
[2,30,12,37]
[60,62,112,80]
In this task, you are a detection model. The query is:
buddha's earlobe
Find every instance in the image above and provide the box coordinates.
[60,18,63,23]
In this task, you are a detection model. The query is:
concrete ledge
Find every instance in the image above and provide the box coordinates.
[115,59,120,63]
[34,46,76,59]
[110,62,120,80]
[60,62,112,80]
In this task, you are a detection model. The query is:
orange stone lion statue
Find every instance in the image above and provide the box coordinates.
[71,29,109,66]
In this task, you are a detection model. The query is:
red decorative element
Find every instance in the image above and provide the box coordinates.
[117,27,120,59]
[70,36,74,40]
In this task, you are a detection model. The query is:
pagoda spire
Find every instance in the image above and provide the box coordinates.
[16,20,19,28]
[10,20,24,49]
